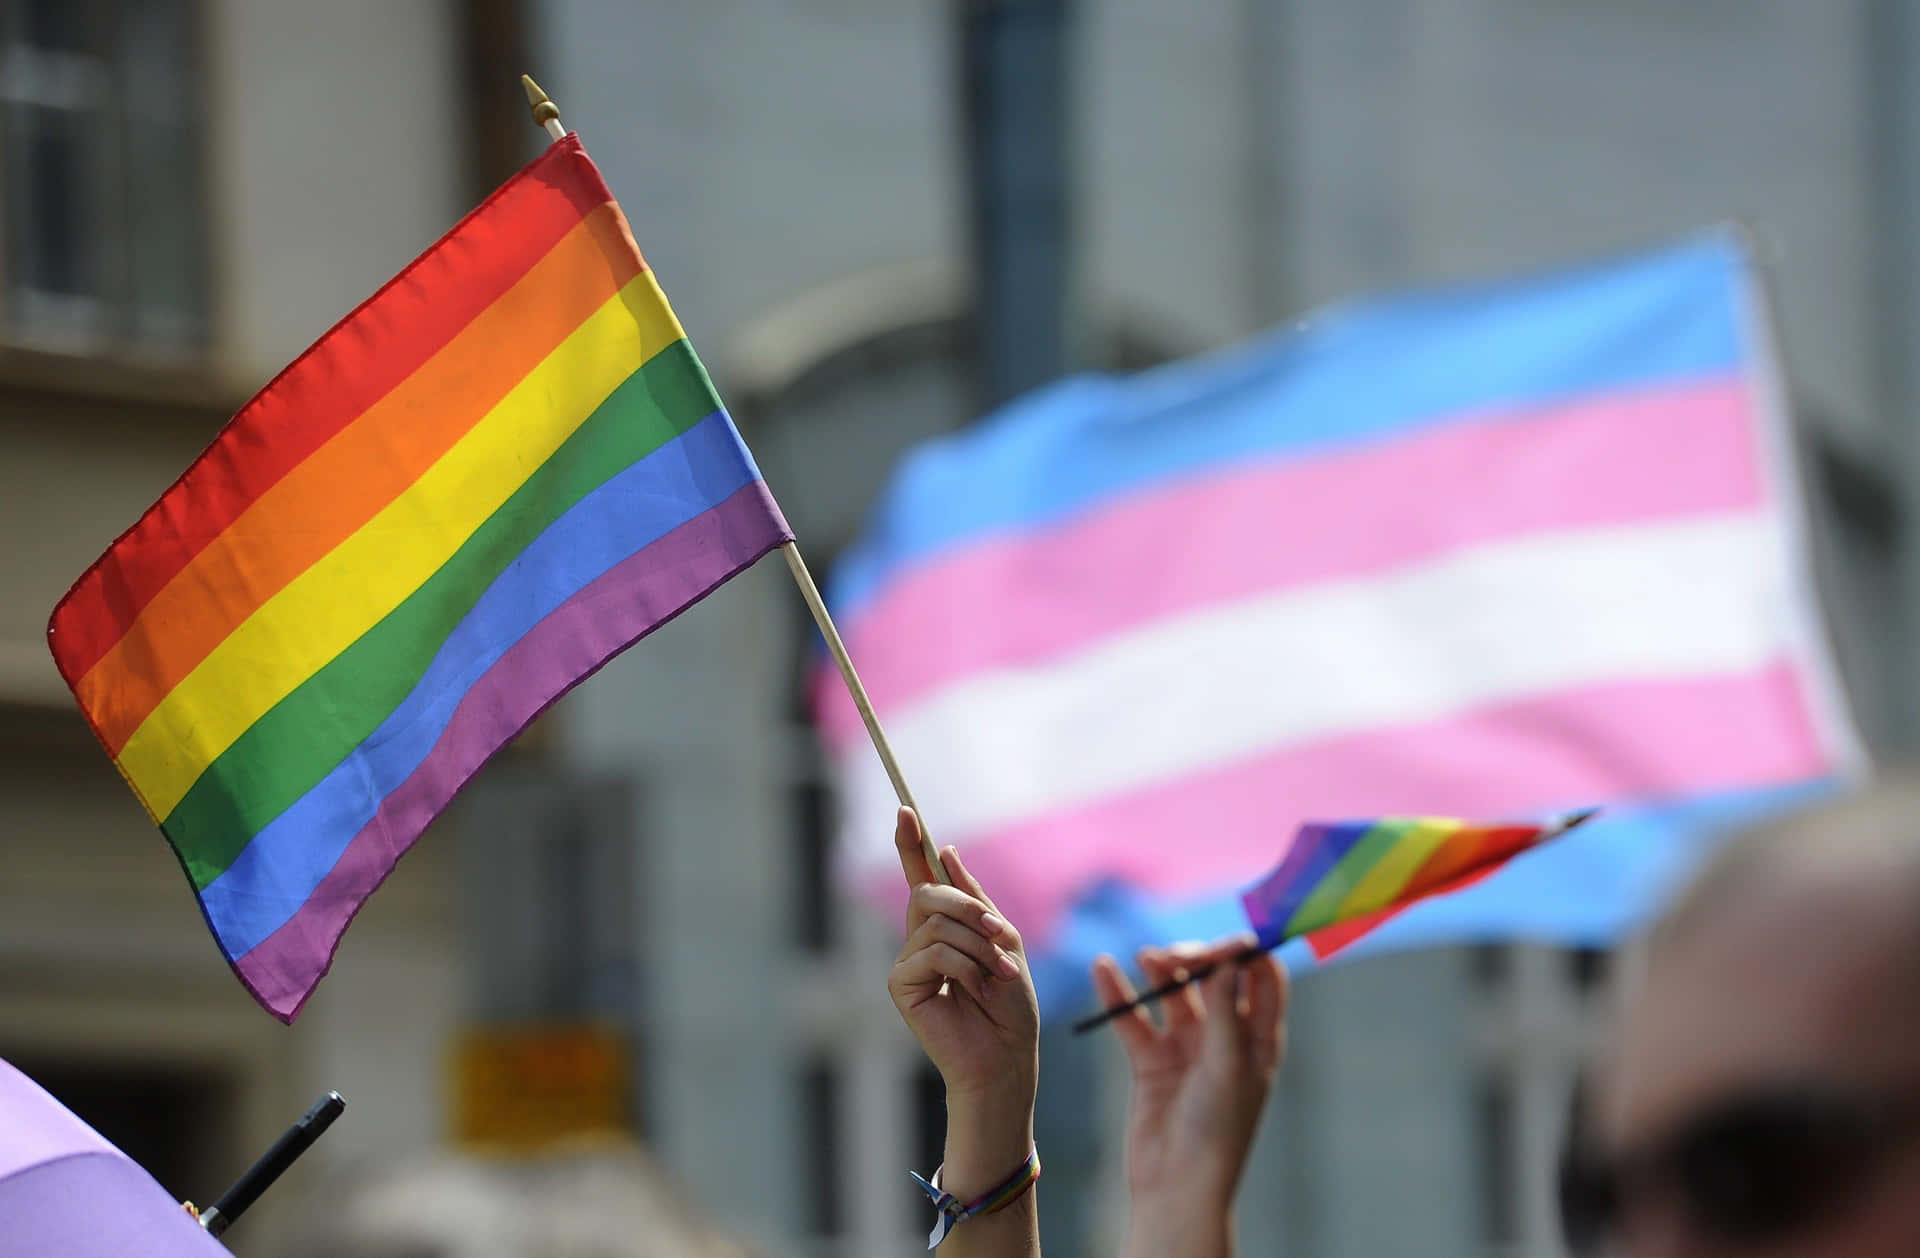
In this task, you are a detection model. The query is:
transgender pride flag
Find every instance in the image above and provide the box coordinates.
[817,230,1863,1004]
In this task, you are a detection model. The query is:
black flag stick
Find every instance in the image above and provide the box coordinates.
[196,1091,345,1236]
[1071,941,1270,1034]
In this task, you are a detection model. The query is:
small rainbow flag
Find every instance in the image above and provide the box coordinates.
[1073,811,1598,1032]
[46,136,793,1022]
[1241,811,1597,956]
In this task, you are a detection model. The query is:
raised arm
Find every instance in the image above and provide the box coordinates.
[1093,940,1287,1258]
[887,807,1043,1258]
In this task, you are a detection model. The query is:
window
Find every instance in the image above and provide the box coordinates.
[1471,945,1609,1257]
[790,777,838,953]
[1,0,206,354]
[1475,1069,1518,1252]
[910,1059,945,1184]
[796,1054,845,1237]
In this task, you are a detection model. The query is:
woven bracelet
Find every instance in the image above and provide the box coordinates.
[911,1146,1041,1248]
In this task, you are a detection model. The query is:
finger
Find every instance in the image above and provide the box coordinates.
[905,911,1022,981]
[895,940,993,1005]
[1137,946,1203,1030]
[895,807,937,891]
[1091,954,1158,1059]
[1199,960,1250,1066]
[1197,931,1261,969]
[1212,934,1259,1020]
[940,852,1029,948]
[941,846,1016,942]
[1243,952,1288,1071]
[1162,933,1257,989]
[905,882,1007,943]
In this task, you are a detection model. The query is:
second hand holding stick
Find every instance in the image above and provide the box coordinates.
[1072,941,1270,1034]
[1076,809,1603,1034]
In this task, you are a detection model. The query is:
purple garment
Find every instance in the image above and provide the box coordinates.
[0,1058,232,1257]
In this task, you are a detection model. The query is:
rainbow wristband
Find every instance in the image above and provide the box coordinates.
[911,1147,1041,1248]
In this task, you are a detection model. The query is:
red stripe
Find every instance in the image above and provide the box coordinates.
[1304,826,1540,955]
[1400,824,1538,899]
[47,136,622,685]
[1304,863,1507,957]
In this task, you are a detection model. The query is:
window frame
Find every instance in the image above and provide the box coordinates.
[0,0,213,362]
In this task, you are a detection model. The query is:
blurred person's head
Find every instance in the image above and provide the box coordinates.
[1566,778,1920,1258]
[282,1141,755,1258]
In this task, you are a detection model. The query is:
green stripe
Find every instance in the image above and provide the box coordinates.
[166,339,719,888]
[1286,819,1417,936]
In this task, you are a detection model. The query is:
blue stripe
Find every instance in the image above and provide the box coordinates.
[1030,778,1837,1021]
[1241,821,1372,938]
[200,411,759,957]
[829,232,1748,627]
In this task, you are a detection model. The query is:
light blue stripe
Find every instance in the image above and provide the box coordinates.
[199,411,758,957]
[1030,779,1837,1021]
[830,232,1749,628]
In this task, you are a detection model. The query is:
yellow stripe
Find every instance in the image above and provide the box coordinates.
[116,273,684,818]
[1331,818,1459,919]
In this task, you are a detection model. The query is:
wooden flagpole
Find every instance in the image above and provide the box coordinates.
[519,76,949,884]
[776,540,948,882]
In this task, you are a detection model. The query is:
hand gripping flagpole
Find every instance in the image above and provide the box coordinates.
[519,76,950,885]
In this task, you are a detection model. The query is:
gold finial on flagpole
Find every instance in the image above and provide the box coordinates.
[521,74,566,142]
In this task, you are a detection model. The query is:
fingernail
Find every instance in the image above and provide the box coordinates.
[982,912,1007,937]
[995,951,1020,979]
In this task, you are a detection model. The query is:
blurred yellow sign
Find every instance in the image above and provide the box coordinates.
[449,1024,633,1151]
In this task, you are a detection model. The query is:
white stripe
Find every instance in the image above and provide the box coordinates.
[835,512,1795,875]
[1729,247,1870,778]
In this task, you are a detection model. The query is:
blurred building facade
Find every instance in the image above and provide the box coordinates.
[0,0,523,1248]
[537,4,1908,1258]
[1,3,1913,1258]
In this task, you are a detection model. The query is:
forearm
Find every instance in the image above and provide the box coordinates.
[938,1086,1039,1258]
[1123,1190,1234,1258]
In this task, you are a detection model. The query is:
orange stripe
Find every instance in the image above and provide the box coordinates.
[78,203,645,754]
[47,136,614,685]
[1399,825,1535,900]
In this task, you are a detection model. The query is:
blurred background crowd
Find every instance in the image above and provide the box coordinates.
[3,2,1917,1256]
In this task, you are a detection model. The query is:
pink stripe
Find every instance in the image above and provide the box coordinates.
[853,661,1828,943]
[820,377,1761,748]
[232,484,787,1022]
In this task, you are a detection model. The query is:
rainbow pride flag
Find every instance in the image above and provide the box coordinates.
[818,230,1862,1012]
[1241,813,1595,956]
[47,136,793,1022]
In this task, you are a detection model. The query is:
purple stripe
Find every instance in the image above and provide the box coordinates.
[1239,821,1372,938]
[232,482,788,1021]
